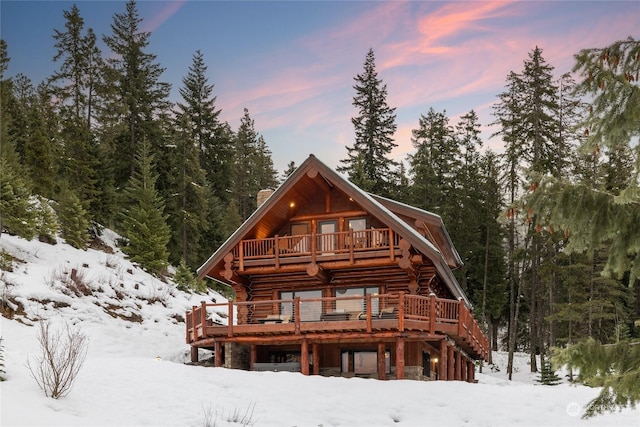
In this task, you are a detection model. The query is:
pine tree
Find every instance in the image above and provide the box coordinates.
[50,4,102,216]
[120,141,171,275]
[173,259,206,293]
[537,357,562,385]
[57,187,90,249]
[338,48,398,196]
[100,0,171,191]
[552,339,640,417]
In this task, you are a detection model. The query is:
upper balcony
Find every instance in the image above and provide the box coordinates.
[229,227,403,272]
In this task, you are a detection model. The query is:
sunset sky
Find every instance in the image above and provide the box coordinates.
[1,1,637,173]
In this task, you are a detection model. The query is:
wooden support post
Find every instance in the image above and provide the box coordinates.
[377,342,387,380]
[389,229,395,261]
[455,349,462,381]
[274,235,280,269]
[214,341,222,367]
[250,345,257,371]
[447,345,455,381]
[429,294,436,334]
[190,345,199,363]
[200,301,207,336]
[301,339,309,376]
[461,357,467,382]
[467,360,475,383]
[294,297,301,334]
[396,338,405,379]
[439,339,448,381]
[366,293,372,333]
[312,344,320,375]
[398,292,405,332]
[227,300,234,338]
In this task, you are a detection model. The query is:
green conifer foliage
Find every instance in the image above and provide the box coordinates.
[537,358,562,385]
[552,339,640,417]
[120,141,170,275]
[57,188,89,249]
[339,48,398,197]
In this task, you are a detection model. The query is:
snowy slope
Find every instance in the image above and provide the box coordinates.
[0,232,638,427]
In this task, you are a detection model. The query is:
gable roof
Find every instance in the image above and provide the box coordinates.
[197,154,470,306]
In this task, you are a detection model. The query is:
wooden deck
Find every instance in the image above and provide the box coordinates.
[187,293,489,361]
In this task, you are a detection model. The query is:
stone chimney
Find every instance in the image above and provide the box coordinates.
[257,189,274,207]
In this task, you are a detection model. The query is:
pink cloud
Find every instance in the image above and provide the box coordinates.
[142,1,187,33]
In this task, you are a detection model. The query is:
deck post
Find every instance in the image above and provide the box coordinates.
[294,297,301,334]
[227,300,234,338]
[191,305,197,340]
[250,345,257,371]
[214,341,222,367]
[388,229,395,261]
[274,235,280,269]
[366,293,372,333]
[395,337,405,379]
[455,349,462,380]
[461,356,467,382]
[429,294,436,334]
[398,292,405,332]
[447,345,455,381]
[190,345,199,363]
[200,301,207,335]
[467,359,475,383]
[377,342,387,380]
[312,343,320,375]
[458,300,466,338]
[439,339,448,381]
[301,339,309,375]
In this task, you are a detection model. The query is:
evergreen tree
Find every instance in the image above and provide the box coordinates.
[120,141,171,275]
[232,108,277,220]
[34,195,59,244]
[165,115,211,269]
[282,161,297,180]
[338,48,398,196]
[173,259,206,293]
[552,339,640,417]
[50,4,102,216]
[407,108,458,214]
[57,187,90,249]
[537,357,562,385]
[100,0,171,191]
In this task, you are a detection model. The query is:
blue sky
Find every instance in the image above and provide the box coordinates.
[1,1,637,173]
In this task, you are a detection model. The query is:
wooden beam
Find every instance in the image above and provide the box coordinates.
[301,339,309,375]
[440,339,448,381]
[396,338,405,379]
[214,341,223,367]
[378,342,387,380]
[447,345,455,381]
[190,345,199,363]
[312,343,320,375]
[306,263,331,283]
[455,349,462,381]
[250,345,257,370]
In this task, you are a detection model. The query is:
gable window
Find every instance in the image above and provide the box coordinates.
[335,286,380,315]
[280,289,322,321]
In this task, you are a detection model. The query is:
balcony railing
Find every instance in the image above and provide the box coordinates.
[186,293,489,360]
[232,228,401,265]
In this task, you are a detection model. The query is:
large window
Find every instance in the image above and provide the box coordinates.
[280,289,322,321]
[342,350,390,374]
[335,286,380,315]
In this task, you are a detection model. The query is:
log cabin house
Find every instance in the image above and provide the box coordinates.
[188,154,489,382]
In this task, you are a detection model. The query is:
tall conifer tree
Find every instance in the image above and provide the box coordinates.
[339,48,398,196]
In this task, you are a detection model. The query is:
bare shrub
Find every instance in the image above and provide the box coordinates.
[27,320,88,398]
[202,402,257,427]
[0,272,16,311]
[46,265,93,297]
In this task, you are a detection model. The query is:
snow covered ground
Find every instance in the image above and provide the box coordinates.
[1,232,638,427]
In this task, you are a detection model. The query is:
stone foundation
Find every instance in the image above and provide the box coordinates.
[225,343,250,369]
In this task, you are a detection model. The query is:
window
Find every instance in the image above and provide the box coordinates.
[342,350,390,374]
[280,289,322,321]
[335,286,380,315]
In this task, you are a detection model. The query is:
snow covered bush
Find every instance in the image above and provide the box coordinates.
[27,320,88,398]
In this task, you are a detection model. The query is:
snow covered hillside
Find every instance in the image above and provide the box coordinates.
[1,232,638,426]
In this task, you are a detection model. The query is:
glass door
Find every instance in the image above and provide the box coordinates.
[317,220,337,254]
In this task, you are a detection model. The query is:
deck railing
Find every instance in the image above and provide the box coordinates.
[186,293,489,359]
[233,228,400,260]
